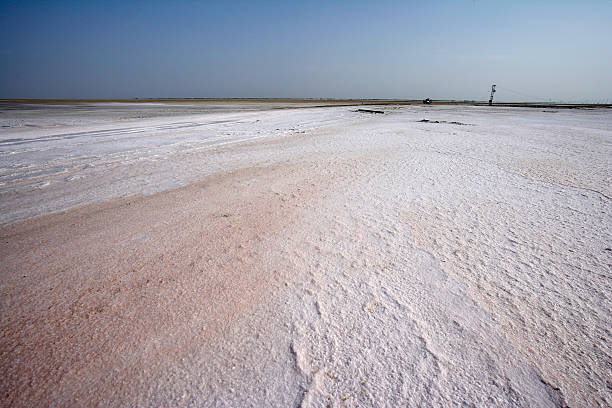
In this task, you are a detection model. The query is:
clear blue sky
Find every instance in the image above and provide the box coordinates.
[1,0,611,102]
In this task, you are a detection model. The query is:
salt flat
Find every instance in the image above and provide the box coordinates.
[0,102,610,407]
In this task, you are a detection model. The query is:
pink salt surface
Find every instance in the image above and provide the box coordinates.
[1,162,320,406]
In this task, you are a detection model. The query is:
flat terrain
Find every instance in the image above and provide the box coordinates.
[1,102,610,407]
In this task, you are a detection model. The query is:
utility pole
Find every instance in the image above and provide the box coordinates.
[489,84,496,106]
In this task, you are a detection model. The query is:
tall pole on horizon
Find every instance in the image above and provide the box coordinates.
[489,84,496,106]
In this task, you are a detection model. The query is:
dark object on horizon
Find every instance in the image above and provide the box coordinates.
[423,98,432,104]
[355,109,384,114]
[418,119,472,126]
[489,84,496,106]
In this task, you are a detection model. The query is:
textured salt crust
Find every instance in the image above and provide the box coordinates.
[1,104,610,407]
[0,103,355,224]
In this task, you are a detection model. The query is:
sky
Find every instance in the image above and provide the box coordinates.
[1,0,611,102]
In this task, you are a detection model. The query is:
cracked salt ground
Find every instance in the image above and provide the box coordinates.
[144,151,590,407]
[285,158,571,407]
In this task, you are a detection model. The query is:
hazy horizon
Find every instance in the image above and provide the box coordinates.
[1,1,611,103]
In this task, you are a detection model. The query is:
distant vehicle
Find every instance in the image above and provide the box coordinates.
[423,98,432,104]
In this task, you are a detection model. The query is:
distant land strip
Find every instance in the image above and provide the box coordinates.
[0,98,610,109]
